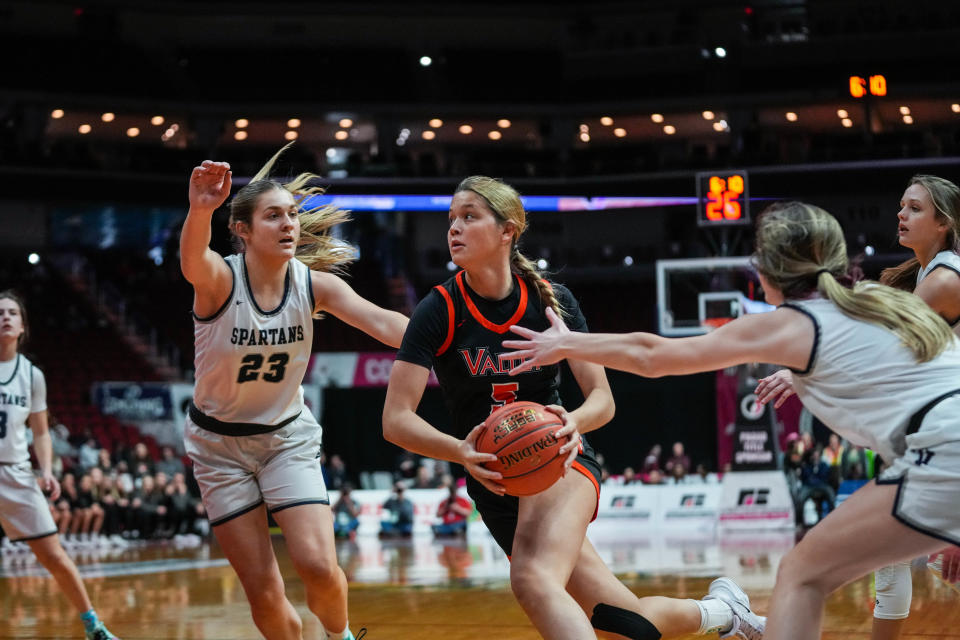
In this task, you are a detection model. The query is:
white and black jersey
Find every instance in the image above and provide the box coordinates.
[784,297,960,464]
[917,250,960,333]
[0,355,46,464]
[192,254,315,427]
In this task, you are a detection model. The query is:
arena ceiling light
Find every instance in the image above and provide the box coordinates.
[151,115,164,126]
[488,130,502,140]
[903,115,914,124]
[429,118,443,128]
[613,127,626,137]
[287,118,301,128]
[335,130,348,140]
[953,104,960,113]
[458,124,473,134]
[78,123,91,134]
[579,132,590,142]
[419,55,432,67]
[714,47,727,58]
[702,111,715,120]
[836,109,848,118]
[600,116,613,126]
[126,127,139,137]
[101,112,115,122]
[235,118,249,128]
[284,130,298,140]
[51,109,64,119]
[841,118,853,128]
[497,119,511,128]
[234,130,247,140]
[785,112,798,122]
[651,113,664,123]
[663,125,676,135]
[422,130,436,140]
[339,118,353,128]
[899,106,911,115]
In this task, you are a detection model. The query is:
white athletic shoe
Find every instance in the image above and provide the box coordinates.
[928,554,960,594]
[706,577,766,640]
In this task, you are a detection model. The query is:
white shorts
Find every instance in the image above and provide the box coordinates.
[0,462,58,542]
[184,411,329,526]
[879,397,960,547]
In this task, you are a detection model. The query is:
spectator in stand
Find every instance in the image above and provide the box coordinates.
[165,472,205,536]
[97,474,127,543]
[599,467,611,485]
[664,441,691,475]
[77,437,101,473]
[394,450,418,482]
[131,474,167,539]
[668,463,689,485]
[412,465,438,489]
[821,433,844,467]
[432,484,472,537]
[156,446,185,477]
[326,454,348,491]
[641,444,662,475]
[798,446,835,522]
[644,469,665,485]
[841,445,875,481]
[621,466,638,485]
[128,442,155,478]
[95,449,114,476]
[56,473,78,537]
[76,473,105,543]
[332,484,360,539]
[379,483,414,538]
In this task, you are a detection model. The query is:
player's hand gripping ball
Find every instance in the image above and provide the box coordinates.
[475,401,568,496]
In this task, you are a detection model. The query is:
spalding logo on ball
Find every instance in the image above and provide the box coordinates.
[475,401,567,496]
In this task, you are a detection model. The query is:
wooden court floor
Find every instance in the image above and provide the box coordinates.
[1,535,958,639]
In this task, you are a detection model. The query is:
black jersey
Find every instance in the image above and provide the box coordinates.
[396,270,588,439]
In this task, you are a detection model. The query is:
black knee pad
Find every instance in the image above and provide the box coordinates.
[591,603,662,640]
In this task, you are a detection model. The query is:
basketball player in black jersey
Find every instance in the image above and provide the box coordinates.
[383,176,764,640]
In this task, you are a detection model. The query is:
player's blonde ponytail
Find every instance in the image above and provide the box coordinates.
[755,202,954,363]
[455,176,562,316]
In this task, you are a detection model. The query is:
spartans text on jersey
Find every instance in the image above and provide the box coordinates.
[0,392,27,407]
[230,325,305,347]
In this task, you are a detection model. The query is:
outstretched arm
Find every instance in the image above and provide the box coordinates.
[180,161,234,317]
[312,270,408,347]
[504,306,813,377]
[383,361,504,495]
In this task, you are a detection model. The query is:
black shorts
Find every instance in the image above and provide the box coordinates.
[466,436,602,556]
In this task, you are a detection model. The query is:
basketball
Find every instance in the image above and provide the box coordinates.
[476,401,567,496]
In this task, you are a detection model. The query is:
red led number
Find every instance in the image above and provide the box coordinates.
[705,175,744,221]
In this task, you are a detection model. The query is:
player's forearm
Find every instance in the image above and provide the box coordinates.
[568,385,615,435]
[372,310,409,348]
[561,331,661,377]
[33,432,53,475]
[383,408,463,463]
[179,208,216,278]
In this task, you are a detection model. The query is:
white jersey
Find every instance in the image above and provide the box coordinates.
[192,254,315,426]
[0,354,46,464]
[785,298,960,463]
[917,250,960,332]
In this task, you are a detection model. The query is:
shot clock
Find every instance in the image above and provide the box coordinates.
[696,171,749,227]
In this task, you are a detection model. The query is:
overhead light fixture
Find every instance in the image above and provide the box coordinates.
[497,119,512,128]
[600,116,613,126]
[287,118,301,128]
[841,118,853,128]
[150,115,164,126]
[613,127,626,137]
[284,130,298,140]
[702,111,715,120]
[903,115,914,124]
[339,118,353,128]
[952,104,960,113]
[664,125,676,135]
[786,112,798,122]
[837,109,848,119]
[458,124,473,134]
[101,112,115,122]
[126,127,139,137]
[579,132,590,142]
[335,130,348,140]
[234,130,248,140]
[78,124,91,134]
[235,118,249,128]
[429,118,443,128]
[651,113,664,123]
[714,47,727,58]
[51,109,64,119]
[488,130,502,140]
[422,130,436,140]
[899,106,910,115]
[419,55,432,67]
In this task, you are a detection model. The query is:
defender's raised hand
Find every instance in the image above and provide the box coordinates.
[504,306,570,375]
[188,160,232,212]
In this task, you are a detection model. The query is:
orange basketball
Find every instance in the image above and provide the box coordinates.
[476,401,567,497]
